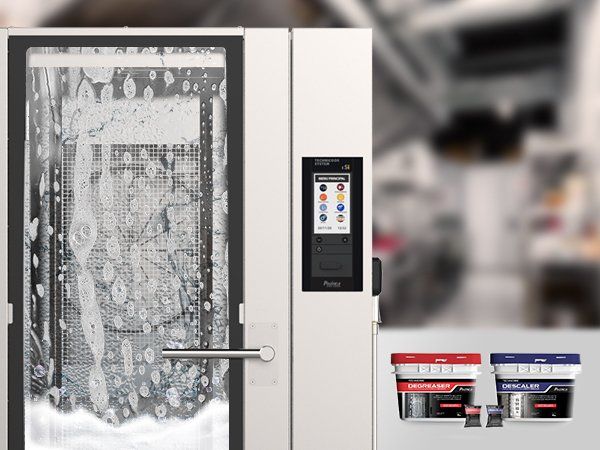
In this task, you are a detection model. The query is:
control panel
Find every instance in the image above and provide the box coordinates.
[302,157,363,291]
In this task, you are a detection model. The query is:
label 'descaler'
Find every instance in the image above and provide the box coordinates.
[496,379,575,419]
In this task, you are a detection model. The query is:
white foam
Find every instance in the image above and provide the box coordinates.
[26,400,228,450]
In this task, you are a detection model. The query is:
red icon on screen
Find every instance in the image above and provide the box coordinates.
[319,193,327,201]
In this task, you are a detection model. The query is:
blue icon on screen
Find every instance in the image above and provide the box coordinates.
[337,203,345,211]
[320,204,327,211]
[319,214,327,222]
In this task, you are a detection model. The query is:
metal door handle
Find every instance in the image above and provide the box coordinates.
[161,345,275,362]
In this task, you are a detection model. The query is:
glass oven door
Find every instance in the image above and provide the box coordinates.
[7,34,243,450]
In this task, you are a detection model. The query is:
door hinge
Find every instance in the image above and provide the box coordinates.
[239,303,245,325]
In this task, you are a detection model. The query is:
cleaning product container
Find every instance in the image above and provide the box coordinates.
[491,353,582,421]
[391,353,482,421]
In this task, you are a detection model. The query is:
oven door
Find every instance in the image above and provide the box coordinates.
[2,30,259,450]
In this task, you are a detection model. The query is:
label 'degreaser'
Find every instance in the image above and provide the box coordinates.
[398,379,476,419]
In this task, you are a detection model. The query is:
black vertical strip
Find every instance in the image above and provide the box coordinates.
[301,158,311,291]
[8,37,26,450]
[225,36,244,450]
[8,35,245,450]
[353,157,364,291]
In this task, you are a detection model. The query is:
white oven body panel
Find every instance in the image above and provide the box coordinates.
[243,28,291,450]
[291,28,374,450]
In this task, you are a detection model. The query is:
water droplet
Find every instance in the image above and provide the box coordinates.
[145,161,157,179]
[128,390,139,412]
[171,275,181,292]
[103,261,115,282]
[188,365,198,379]
[163,359,172,374]
[143,85,154,102]
[144,347,155,364]
[103,211,117,230]
[129,198,139,213]
[77,79,96,105]
[200,375,209,388]
[155,404,167,418]
[125,212,134,227]
[166,387,180,407]
[112,277,127,305]
[122,339,134,376]
[29,217,39,241]
[123,76,136,99]
[102,409,120,426]
[164,71,174,86]
[106,236,121,259]
[139,385,150,398]
[34,365,46,378]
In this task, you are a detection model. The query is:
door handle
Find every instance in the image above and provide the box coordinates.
[161,345,275,362]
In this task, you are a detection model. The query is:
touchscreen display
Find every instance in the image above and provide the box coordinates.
[313,173,351,234]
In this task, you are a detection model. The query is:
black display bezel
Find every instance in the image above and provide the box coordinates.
[302,157,363,292]
[7,35,244,450]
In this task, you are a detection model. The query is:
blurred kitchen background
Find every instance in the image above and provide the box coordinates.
[4,0,600,328]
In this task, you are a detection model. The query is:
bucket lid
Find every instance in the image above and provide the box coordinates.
[391,353,481,365]
[490,353,581,365]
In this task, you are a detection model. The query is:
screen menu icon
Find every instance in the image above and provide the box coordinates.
[314,174,350,234]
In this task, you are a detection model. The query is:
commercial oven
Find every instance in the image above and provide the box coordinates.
[0,27,377,450]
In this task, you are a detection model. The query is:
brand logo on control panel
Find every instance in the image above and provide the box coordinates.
[323,280,342,288]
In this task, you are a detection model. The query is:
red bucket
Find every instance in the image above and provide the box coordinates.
[391,353,482,421]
